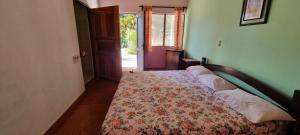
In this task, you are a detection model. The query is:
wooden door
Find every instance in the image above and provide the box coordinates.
[89,6,122,81]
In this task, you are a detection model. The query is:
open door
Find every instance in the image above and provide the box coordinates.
[89,6,122,81]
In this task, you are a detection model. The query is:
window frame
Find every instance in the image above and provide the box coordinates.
[151,13,185,47]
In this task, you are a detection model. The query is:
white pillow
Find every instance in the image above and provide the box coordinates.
[186,65,214,78]
[198,74,237,91]
[215,89,295,123]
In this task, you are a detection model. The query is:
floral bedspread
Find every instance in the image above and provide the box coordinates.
[100,71,287,135]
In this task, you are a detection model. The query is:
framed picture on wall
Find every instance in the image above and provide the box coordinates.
[240,0,272,26]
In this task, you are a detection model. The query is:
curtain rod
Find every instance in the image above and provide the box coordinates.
[139,5,187,9]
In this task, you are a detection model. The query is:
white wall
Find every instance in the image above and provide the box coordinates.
[98,0,188,13]
[0,0,85,134]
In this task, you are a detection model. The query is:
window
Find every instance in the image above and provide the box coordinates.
[151,14,164,46]
[165,15,175,47]
[151,14,184,47]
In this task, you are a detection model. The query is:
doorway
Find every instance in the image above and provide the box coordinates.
[120,14,138,72]
[73,1,94,84]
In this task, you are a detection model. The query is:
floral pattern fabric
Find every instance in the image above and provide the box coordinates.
[100,71,287,135]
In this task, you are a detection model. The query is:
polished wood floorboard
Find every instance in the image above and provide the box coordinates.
[51,79,119,135]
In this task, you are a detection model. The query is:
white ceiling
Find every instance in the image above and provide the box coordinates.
[78,0,188,12]
[99,0,188,13]
[78,0,99,8]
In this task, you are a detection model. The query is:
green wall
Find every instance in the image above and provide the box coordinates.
[184,0,300,98]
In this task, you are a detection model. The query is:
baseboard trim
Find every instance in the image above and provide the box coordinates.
[44,81,93,135]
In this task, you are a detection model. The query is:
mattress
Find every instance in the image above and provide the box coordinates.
[100,71,287,135]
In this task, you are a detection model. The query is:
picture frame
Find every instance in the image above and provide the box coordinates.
[240,0,272,26]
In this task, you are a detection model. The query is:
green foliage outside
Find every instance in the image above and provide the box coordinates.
[120,14,137,55]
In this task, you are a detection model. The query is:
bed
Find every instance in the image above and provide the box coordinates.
[100,65,299,135]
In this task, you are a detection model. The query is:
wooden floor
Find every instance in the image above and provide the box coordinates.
[50,79,119,135]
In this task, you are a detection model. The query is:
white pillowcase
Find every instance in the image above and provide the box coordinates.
[215,89,295,123]
[186,65,214,78]
[198,74,237,91]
